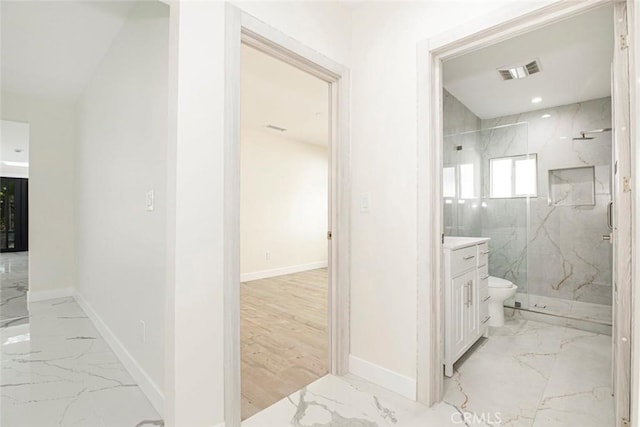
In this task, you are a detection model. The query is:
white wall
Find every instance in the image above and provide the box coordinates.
[1,92,75,294]
[74,1,168,413]
[348,0,527,382]
[165,2,352,425]
[240,129,328,280]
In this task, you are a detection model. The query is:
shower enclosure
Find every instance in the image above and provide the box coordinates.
[443,100,613,329]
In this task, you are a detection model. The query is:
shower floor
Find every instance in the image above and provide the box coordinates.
[511,293,612,326]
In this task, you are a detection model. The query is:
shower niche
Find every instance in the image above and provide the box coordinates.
[548,166,596,207]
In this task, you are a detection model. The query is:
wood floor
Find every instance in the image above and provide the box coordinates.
[240,268,328,420]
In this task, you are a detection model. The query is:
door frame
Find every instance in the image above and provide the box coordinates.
[224,6,351,426]
[416,1,636,425]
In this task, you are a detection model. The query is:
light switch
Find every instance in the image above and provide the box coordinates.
[146,190,155,212]
[359,193,370,213]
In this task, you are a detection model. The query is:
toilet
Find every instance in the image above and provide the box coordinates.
[488,276,518,327]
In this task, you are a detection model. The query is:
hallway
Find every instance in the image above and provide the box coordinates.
[1,297,161,426]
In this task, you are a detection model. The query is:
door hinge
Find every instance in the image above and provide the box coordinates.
[622,418,630,427]
[442,233,445,244]
[623,176,631,193]
[327,231,332,240]
[620,34,629,50]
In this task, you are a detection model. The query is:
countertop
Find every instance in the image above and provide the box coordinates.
[443,236,490,250]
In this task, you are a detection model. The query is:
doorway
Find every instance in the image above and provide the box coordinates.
[222,11,352,426]
[239,43,331,420]
[1,119,30,325]
[418,1,634,426]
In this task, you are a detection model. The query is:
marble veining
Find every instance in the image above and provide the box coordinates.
[1,296,161,426]
[443,319,613,427]
[244,320,612,427]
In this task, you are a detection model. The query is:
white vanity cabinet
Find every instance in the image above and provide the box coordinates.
[443,237,491,377]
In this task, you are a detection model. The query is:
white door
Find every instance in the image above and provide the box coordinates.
[611,2,632,425]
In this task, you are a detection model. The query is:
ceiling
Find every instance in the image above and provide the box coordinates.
[443,4,614,119]
[1,1,136,101]
[241,44,329,146]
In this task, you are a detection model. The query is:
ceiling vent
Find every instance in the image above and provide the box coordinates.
[265,124,287,132]
[497,59,542,81]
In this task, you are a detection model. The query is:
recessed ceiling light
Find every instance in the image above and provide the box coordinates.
[541,114,551,119]
[559,136,569,140]
[531,97,542,104]
[2,161,29,167]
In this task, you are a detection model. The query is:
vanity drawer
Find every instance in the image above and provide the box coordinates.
[479,300,490,327]
[477,243,490,267]
[478,266,490,303]
[451,245,478,276]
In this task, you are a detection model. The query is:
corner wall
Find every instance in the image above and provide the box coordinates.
[1,92,76,298]
[74,2,169,413]
[349,0,523,388]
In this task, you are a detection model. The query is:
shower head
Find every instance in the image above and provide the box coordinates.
[572,127,612,141]
[573,134,595,141]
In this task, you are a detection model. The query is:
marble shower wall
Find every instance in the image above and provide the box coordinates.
[443,90,482,237]
[482,97,613,306]
[478,123,529,293]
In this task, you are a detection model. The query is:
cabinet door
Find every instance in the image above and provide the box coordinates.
[451,274,468,357]
[466,271,480,340]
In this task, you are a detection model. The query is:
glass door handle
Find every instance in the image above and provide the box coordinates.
[607,201,613,230]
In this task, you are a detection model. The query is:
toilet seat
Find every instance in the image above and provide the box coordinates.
[488,276,515,288]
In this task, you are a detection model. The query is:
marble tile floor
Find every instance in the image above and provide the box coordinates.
[243,373,464,427]
[1,296,162,427]
[444,318,614,427]
[245,319,613,427]
[1,252,29,321]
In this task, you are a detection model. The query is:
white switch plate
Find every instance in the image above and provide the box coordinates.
[146,190,155,212]
[359,193,371,213]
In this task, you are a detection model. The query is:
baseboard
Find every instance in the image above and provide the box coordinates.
[73,291,164,416]
[241,260,328,282]
[348,355,417,400]
[27,287,74,303]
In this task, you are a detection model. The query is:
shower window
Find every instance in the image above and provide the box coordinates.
[489,154,537,198]
[442,164,477,199]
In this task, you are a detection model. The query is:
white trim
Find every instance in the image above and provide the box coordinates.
[218,7,351,426]
[27,287,73,303]
[349,355,417,400]
[240,261,328,282]
[73,291,164,417]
